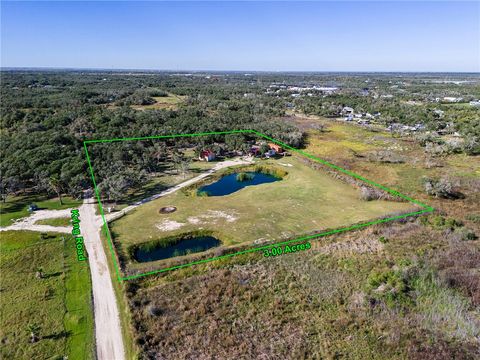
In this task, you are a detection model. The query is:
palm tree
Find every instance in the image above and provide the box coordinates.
[48,176,64,205]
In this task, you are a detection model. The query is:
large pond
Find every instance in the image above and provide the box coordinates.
[134,236,221,262]
[198,171,280,196]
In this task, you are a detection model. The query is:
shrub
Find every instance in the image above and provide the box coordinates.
[360,186,381,201]
[367,268,411,308]
[422,215,463,231]
[378,236,389,244]
[466,214,480,224]
[236,172,254,182]
[368,150,405,163]
[146,304,162,317]
[463,135,480,155]
[424,142,450,156]
[423,177,459,199]
[454,227,477,241]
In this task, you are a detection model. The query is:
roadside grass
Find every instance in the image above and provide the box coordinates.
[110,156,413,271]
[99,230,140,359]
[0,194,81,227]
[35,217,72,227]
[0,231,94,359]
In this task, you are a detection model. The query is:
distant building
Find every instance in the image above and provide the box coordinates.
[470,100,480,107]
[442,97,463,103]
[199,149,216,162]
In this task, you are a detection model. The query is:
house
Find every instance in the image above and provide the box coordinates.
[268,143,283,154]
[341,106,354,115]
[250,145,261,156]
[265,149,276,158]
[199,149,216,162]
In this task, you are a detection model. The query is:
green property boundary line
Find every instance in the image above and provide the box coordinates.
[83,129,434,282]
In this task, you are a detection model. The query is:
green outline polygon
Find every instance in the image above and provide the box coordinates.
[83,129,434,282]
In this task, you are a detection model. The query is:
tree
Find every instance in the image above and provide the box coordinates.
[99,175,129,202]
[177,160,191,179]
[0,176,20,203]
[48,176,64,205]
[259,143,270,156]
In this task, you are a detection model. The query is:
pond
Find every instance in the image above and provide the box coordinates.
[198,172,280,196]
[134,236,221,262]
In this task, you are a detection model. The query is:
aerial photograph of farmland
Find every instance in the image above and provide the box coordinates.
[1,1,479,359]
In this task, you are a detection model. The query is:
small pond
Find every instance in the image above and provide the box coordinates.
[134,236,221,262]
[198,172,280,196]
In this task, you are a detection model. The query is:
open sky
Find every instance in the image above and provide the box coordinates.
[1,1,479,72]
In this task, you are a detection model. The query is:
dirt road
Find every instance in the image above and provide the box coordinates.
[80,199,125,360]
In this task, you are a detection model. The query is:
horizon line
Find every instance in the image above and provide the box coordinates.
[1,66,479,75]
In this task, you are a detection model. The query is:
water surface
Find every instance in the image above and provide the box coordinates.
[134,236,221,262]
[198,172,280,196]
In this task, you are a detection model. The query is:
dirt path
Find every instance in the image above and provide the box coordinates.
[80,199,125,360]
[0,208,72,233]
[106,157,253,222]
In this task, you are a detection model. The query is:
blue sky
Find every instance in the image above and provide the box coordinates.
[1,1,479,72]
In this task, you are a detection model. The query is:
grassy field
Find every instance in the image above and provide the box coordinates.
[111,155,414,269]
[0,231,94,359]
[131,94,186,110]
[0,194,82,227]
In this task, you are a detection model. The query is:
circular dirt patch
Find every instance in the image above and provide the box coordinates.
[159,206,177,214]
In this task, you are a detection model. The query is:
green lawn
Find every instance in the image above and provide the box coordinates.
[0,194,82,227]
[0,231,94,359]
[111,156,414,269]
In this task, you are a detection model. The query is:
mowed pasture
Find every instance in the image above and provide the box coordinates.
[111,156,414,269]
[0,231,94,360]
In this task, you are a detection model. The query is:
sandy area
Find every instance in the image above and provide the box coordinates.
[0,208,72,233]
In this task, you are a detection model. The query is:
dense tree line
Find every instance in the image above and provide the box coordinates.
[0,71,303,201]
